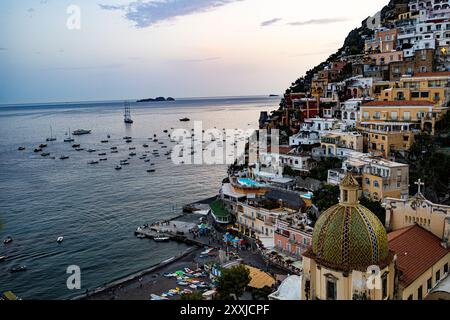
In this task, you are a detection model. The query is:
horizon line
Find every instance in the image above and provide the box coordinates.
[0,94,282,107]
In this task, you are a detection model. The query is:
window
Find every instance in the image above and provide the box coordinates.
[374,112,381,119]
[391,111,398,120]
[418,286,423,300]
[277,240,282,249]
[444,263,449,275]
[436,270,441,282]
[326,279,337,300]
[363,112,369,120]
[421,92,429,98]
[382,273,388,299]
[408,294,413,300]
[411,92,420,98]
[403,111,411,121]
[374,181,380,188]
[427,278,433,292]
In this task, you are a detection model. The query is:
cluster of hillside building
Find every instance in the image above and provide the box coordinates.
[210,1,450,300]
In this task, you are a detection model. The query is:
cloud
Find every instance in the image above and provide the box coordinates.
[182,57,221,63]
[44,64,124,71]
[261,18,282,27]
[99,0,243,28]
[288,17,349,26]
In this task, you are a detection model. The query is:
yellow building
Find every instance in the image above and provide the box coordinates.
[301,175,396,300]
[380,72,450,109]
[328,153,410,201]
[359,100,437,135]
[236,200,290,240]
[320,131,364,156]
[364,130,415,159]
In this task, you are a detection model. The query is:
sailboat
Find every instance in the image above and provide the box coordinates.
[64,129,75,143]
[124,102,134,124]
[46,126,57,142]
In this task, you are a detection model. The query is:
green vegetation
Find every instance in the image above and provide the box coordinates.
[210,199,230,218]
[313,185,340,212]
[405,134,450,204]
[251,286,273,300]
[216,265,251,300]
[180,292,205,300]
[359,197,386,224]
[308,158,343,182]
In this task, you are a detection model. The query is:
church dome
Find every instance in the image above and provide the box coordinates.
[310,175,389,271]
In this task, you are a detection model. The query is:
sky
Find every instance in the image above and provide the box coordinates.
[0,0,389,104]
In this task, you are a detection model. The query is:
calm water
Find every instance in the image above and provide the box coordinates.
[0,96,279,299]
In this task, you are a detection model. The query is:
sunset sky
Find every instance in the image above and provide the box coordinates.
[0,0,389,104]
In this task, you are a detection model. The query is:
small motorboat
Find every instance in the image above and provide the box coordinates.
[88,160,99,165]
[99,158,108,161]
[101,140,109,143]
[126,139,132,143]
[129,152,137,157]
[163,130,168,133]
[72,129,92,136]
[180,118,190,122]
[111,147,118,150]
[39,144,48,148]
[0,256,7,262]
[115,165,122,170]
[129,147,136,150]
[120,160,130,165]
[41,152,50,157]
[64,137,75,143]
[143,144,149,148]
[60,155,69,160]
[10,266,27,273]
[153,236,169,242]
[147,169,156,173]
[3,236,13,245]
[98,153,107,156]
[123,136,132,140]
[75,148,84,152]
[72,144,81,148]
[144,159,151,163]
[87,149,96,153]
[34,148,42,153]
[18,147,26,151]
[111,150,119,154]
[57,236,64,243]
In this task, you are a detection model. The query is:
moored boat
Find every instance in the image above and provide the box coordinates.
[72,129,92,136]
[3,236,13,245]
[180,118,190,122]
[10,266,27,273]
[18,147,26,151]
[60,155,69,160]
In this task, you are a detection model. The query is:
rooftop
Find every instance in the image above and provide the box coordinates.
[209,199,230,218]
[388,224,450,287]
[245,265,276,289]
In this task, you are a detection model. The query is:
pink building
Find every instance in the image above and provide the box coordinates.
[274,215,313,258]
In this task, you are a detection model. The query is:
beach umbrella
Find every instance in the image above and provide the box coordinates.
[175,270,185,276]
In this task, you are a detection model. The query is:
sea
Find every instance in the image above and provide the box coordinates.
[0,96,280,299]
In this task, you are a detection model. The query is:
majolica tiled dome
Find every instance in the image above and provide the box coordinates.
[311,175,389,271]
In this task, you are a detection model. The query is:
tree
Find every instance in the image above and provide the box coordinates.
[180,292,205,301]
[308,158,343,182]
[359,197,386,224]
[313,185,340,211]
[216,265,251,300]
